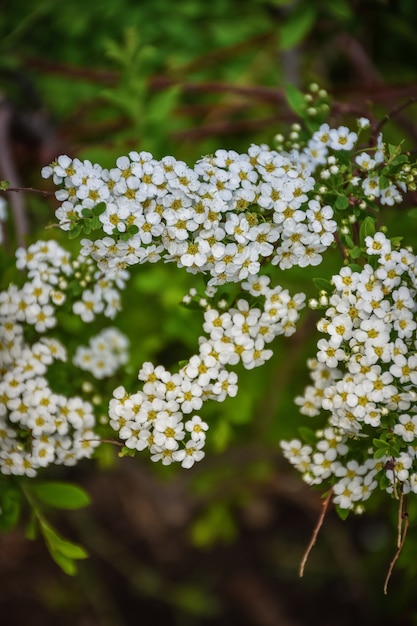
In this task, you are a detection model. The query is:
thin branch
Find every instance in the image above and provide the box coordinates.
[384,494,409,595]
[299,489,333,577]
[372,97,417,143]
[6,186,55,197]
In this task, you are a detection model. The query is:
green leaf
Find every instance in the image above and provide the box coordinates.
[327,0,352,19]
[285,84,306,118]
[335,505,350,521]
[374,447,388,459]
[279,4,316,50]
[349,246,362,259]
[313,277,332,292]
[119,446,136,458]
[68,224,82,240]
[372,438,387,449]
[298,426,317,446]
[0,180,10,191]
[40,520,88,560]
[48,549,78,576]
[92,201,107,215]
[378,175,390,190]
[25,513,38,540]
[0,487,21,531]
[335,195,349,210]
[29,481,91,510]
[91,215,102,230]
[383,154,408,175]
[81,208,93,218]
[359,216,376,245]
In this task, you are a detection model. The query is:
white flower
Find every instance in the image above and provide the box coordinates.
[172,439,205,468]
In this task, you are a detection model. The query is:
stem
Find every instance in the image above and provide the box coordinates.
[299,489,333,577]
[6,186,55,197]
[384,494,409,595]
[372,97,417,143]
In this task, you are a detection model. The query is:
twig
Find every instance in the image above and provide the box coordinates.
[384,494,409,595]
[299,489,333,577]
[6,186,55,197]
[372,97,417,143]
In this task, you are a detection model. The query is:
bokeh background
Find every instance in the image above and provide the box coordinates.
[1,0,417,624]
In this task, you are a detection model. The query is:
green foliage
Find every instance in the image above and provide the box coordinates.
[27,482,91,510]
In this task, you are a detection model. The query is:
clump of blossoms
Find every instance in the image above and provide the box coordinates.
[73,327,129,379]
[0,240,128,476]
[109,274,305,467]
[281,232,417,512]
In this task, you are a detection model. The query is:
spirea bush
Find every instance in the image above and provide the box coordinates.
[1,87,416,581]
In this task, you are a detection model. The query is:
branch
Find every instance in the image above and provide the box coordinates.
[384,493,409,595]
[6,186,55,197]
[299,489,333,577]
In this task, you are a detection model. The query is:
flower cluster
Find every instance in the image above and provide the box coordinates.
[109,274,305,467]
[73,327,129,379]
[0,240,128,476]
[281,232,417,510]
[42,142,342,283]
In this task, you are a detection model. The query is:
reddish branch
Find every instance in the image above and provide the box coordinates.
[299,489,333,577]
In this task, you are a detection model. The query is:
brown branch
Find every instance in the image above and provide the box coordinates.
[299,489,333,577]
[384,494,409,595]
[372,97,417,142]
[6,186,55,197]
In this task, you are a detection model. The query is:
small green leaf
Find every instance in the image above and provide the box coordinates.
[0,487,21,531]
[280,4,316,50]
[49,549,78,576]
[0,180,10,191]
[335,505,350,521]
[81,208,93,218]
[343,234,355,249]
[374,448,388,459]
[378,175,390,190]
[29,481,91,510]
[25,513,38,540]
[91,215,102,230]
[372,438,387,449]
[40,520,88,560]
[119,446,136,458]
[298,426,317,446]
[335,195,349,210]
[68,224,82,240]
[327,0,352,19]
[92,201,107,215]
[313,277,332,292]
[349,246,362,259]
[359,216,376,245]
[285,84,306,118]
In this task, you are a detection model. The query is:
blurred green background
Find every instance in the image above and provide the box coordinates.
[1,0,417,624]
